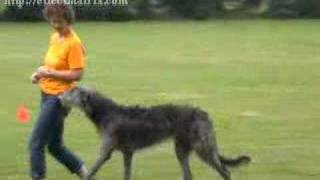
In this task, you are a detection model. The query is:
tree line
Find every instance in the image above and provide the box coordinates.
[1,0,320,21]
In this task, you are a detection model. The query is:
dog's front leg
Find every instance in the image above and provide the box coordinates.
[87,135,115,180]
[123,151,134,180]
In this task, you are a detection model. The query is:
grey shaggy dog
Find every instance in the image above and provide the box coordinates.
[60,86,250,180]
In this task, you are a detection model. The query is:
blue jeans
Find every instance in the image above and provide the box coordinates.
[29,93,83,179]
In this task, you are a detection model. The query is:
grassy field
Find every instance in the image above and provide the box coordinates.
[0,20,320,180]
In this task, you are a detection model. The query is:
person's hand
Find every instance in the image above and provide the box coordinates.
[30,72,40,84]
[37,66,53,78]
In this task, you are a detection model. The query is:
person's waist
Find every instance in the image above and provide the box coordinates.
[39,82,76,96]
[41,91,60,98]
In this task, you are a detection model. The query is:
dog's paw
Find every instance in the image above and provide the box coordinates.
[86,176,97,180]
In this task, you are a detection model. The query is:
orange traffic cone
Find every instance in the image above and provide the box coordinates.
[16,104,31,123]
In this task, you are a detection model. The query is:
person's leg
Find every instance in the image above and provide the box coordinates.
[29,95,57,179]
[46,96,85,176]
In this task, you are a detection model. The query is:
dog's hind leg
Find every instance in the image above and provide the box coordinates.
[175,141,192,180]
[122,151,133,180]
[219,154,251,168]
[193,122,230,180]
[87,135,115,180]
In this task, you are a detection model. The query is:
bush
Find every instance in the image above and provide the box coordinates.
[268,0,299,18]
[2,0,224,21]
[296,0,320,17]
[268,0,320,18]
[129,0,224,19]
[2,0,131,21]
[3,1,44,21]
[167,0,224,19]
[74,5,131,21]
[244,0,263,7]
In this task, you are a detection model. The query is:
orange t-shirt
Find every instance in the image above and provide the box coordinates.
[39,30,86,95]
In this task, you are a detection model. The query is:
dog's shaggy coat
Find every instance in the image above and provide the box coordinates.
[60,87,250,180]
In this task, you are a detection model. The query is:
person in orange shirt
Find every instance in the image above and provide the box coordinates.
[29,2,88,180]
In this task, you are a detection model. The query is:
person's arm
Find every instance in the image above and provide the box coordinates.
[32,38,86,83]
[37,66,84,82]
[30,72,40,84]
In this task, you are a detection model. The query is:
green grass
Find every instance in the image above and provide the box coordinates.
[0,20,320,179]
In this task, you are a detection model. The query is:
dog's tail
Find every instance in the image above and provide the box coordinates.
[219,155,251,167]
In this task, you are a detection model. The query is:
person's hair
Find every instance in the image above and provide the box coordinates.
[43,1,75,24]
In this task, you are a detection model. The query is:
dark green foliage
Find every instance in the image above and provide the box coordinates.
[127,0,225,19]
[268,0,299,18]
[243,0,262,7]
[3,0,130,21]
[3,0,320,20]
[74,5,131,21]
[296,0,320,17]
[3,0,44,21]
[166,0,224,19]
[2,0,223,21]
[268,0,320,18]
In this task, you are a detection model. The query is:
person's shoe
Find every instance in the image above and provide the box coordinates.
[32,176,44,180]
[76,165,89,180]
[31,174,45,180]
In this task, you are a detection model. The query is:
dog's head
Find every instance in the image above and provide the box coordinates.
[60,86,116,119]
[59,86,96,112]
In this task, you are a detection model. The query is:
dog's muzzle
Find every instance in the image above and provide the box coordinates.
[58,92,68,106]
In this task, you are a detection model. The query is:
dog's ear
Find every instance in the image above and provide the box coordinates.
[80,85,96,93]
